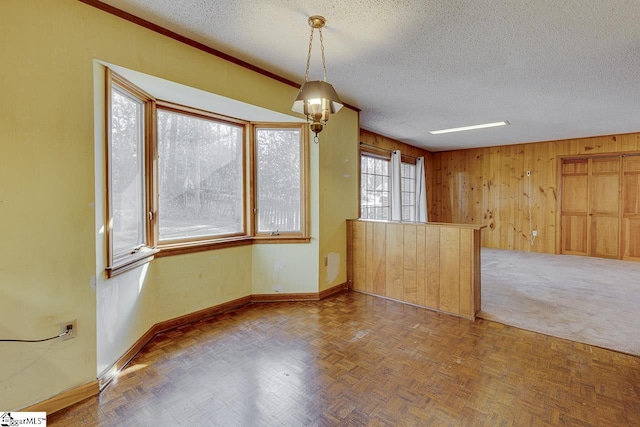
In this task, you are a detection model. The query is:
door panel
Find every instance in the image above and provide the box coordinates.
[561,215,587,255]
[622,155,640,260]
[591,216,619,258]
[589,157,620,259]
[622,218,640,260]
[561,159,588,255]
[623,173,640,214]
[562,160,588,175]
[590,174,619,214]
[562,175,588,212]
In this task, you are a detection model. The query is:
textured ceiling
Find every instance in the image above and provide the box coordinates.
[97,0,640,152]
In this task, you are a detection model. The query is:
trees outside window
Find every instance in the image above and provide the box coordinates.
[360,154,390,220]
[107,75,151,271]
[157,108,244,242]
[254,127,304,235]
[360,150,422,222]
[401,162,416,222]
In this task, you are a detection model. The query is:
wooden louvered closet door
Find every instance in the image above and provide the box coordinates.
[561,154,640,261]
[561,159,589,255]
[588,157,620,259]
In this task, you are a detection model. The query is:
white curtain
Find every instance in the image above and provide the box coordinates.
[415,157,428,223]
[390,150,402,221]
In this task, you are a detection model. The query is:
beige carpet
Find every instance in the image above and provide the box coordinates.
[479,248,640,356]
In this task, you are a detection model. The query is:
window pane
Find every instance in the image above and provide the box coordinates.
[374,159,382,175]
[401,162,416,222]
[110,87,146,259]
[157,110,244,240]
[256,128,301,233]
[374,174,382,192]
[381,175,388,192]
[360,154,390,220]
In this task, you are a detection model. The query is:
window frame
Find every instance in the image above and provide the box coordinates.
[400,156,417,222]
[251,123,310,243]
[104,69,310,276]
[359,145,421,223]
[359,148,391,221]
[155,101,249,249]
[105,70,158,277]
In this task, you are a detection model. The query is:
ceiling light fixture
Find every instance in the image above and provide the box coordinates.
[292,15,343,143]
[430,121,509,135]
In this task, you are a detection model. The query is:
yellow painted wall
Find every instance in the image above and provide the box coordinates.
[318,110,360,290]
[251,244,320,294]
[152,248,254,321]
[1,0,99,411]
[251,129,321,295]
[1,0,359,410]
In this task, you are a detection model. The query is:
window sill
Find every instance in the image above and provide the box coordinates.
[155,235,311,257]
[106,247,159,278]
[155,236,253,258]
[252,236,311,244]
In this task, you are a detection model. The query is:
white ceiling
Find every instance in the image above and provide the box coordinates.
[97,0,640,152]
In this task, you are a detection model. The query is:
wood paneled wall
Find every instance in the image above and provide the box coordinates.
[360,129,434,159]
[431,132,640,253]
[347,219,484,320]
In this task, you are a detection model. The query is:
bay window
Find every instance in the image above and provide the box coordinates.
[105,69,308,277]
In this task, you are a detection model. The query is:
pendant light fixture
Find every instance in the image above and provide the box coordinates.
[292,15,343,143]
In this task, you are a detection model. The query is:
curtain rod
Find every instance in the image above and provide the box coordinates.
[359,142,420,160]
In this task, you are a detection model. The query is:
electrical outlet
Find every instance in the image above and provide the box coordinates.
[60,319,77,341]
[532,230,538,237]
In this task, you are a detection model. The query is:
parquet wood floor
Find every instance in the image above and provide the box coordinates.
[49,291,640,426]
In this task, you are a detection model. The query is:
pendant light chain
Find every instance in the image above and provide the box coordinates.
[319,28,327,82]
[304,27,314,82]
[303,26,328,83]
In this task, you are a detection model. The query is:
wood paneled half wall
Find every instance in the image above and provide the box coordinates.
[347,219,484,320]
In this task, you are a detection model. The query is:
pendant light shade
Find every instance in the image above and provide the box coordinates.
[292,81,343,136]
[292,16,343,142]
